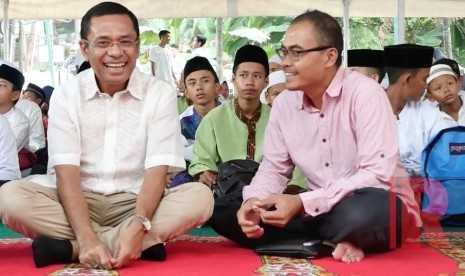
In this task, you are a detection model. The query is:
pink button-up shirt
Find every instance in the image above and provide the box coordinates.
[243,68,421,226]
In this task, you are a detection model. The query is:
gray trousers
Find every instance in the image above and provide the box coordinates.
[0,181,213,251]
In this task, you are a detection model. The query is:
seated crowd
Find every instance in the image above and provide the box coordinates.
[0,0,464,271]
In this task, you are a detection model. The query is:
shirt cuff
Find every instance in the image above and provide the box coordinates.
[299,189,328,217]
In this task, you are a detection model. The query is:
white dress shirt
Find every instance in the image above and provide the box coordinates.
[3,106,29,151]
[15,99,46,152]
[27,68,185,195]
[0,115,21,181]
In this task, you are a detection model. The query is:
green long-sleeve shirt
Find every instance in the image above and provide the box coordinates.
[189,100,271,176]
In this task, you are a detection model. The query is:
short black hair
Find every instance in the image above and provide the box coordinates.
[194,35,207,47]
[159,30,170,39]
[291,10,343,66]
[80,2,139,40]
[385,67,421,84]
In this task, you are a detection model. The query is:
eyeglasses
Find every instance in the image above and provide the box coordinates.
[82,39,139,51]
[276,46,333,61]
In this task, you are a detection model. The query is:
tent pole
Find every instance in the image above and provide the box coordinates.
[44,20,55,86]
[342,0,351,67]
[2,0,9,61]
[395,0,405,44]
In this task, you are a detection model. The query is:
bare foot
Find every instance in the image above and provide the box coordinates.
[332,241,364,263]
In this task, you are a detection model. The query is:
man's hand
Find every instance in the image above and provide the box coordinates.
[78,236,114,270]
[198,171,217,188]
[111,221,145,268]
[166,172,178,187]
[253,194,303,227]
[237,198,264,238]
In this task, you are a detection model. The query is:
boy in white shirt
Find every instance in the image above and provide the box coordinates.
[0,63,29,151]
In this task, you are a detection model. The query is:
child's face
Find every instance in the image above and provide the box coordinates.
[265,83,286,107]
[232,62,268,101]
[184,70,219,107]
[0,78,20,108]
[428,74,460,105]
[22,91,41,105]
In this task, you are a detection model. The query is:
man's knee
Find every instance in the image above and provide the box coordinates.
[0,180,25,214]
[320,188,394,238]
[171,182,214,221]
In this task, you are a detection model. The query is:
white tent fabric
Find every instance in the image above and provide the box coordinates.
[3,0,465,19]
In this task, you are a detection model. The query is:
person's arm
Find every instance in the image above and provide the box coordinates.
[150,61,156,77]
[10,115,29,152]
[188,116,220,184]
[0,116,20,180]
[112,165,167,268]
[171,66,177,84]
[26,103,46,152]
[148,47,156,76]
[243,105,294,202]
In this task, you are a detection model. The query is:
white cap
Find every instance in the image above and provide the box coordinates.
[260,70,285,104]
[427,64,456,85]
[268,54,282,65]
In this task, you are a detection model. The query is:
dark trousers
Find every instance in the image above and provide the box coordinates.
[210,187,416,252]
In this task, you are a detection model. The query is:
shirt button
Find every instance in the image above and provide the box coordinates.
[325,163,329,167]
[315,208,319,213]
[380,154,385,158]
[320,114,324,118]
[322,138,327,143]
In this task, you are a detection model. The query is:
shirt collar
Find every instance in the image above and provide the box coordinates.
[83,68,144,100]
[295,67,344,110]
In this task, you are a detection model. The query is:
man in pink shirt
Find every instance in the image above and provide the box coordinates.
[209,10,420,263]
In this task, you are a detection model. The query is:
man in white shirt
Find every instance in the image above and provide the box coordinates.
[384,44,434,176]
[0,114,21,185]
[0,2,213,270]
[149,30,177,85]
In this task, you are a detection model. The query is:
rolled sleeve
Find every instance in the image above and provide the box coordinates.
[146,82,185,173]
[47,86,82,168]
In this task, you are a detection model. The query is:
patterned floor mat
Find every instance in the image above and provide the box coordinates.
[256,255,335,276]
[3,232,465,276]
[420,231,465,274]
[255,232,465,276]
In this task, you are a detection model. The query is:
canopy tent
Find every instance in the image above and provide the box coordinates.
[2,0,465,19]
[2,0,463,85]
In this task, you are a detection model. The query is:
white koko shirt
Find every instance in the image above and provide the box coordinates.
[15,99,46,152]
[28,68,185,195]
[3,106,29,151]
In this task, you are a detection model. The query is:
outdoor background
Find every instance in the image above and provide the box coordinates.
[2,16,464,88]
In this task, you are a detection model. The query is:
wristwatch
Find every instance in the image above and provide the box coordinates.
[132,215,152,232]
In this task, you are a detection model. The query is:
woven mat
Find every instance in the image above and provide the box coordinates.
[2,232,464,275]
[419,232,465,274]
[255,232,465,276]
